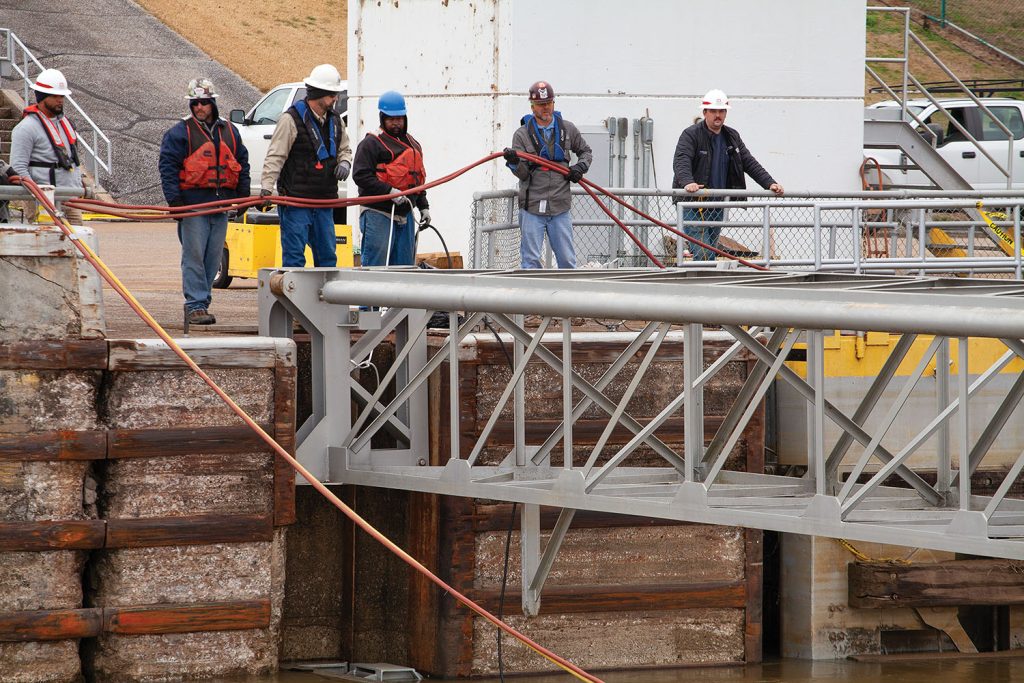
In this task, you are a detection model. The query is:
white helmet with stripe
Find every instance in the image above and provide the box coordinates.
[32,69,72,97]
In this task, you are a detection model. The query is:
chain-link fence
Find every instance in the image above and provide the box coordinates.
[469,188,1024,277]
[902,0,1024,64]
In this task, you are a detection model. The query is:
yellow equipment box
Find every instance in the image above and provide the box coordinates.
[214,217,353,288]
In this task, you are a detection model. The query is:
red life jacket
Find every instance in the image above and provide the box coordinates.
[372,130,426,191]
[22,104,80,170]
[179,117,242,191]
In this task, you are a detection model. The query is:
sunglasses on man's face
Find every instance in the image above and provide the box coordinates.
[191,99,214,107]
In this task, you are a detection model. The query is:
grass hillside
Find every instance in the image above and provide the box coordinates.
[134,0,346,92]
[866,4,1024,103]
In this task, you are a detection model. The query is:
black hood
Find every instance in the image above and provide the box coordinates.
[379,112,408,137]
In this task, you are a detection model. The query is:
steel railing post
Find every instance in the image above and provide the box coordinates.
[807,329,826,496]
[936,337,951,496]
[514,314,525,466]
[562,318,573,469]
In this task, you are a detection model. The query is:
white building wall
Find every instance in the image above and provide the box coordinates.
[348,0,866,258]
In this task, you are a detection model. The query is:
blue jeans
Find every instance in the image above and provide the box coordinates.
[360,209,415,266]
[279,206,337,267]
[520,210,576,269]
[178,212,228,313]
[682,206,724,261]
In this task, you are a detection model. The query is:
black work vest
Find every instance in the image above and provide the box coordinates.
[278,106,340,199]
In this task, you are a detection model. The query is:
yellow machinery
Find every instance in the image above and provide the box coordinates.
[214,214,354,288]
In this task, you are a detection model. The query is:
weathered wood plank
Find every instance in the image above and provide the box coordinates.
[472,581,747,614]
[273,363,297,526]
[0,608,102,641]
[0,339,107,369]
[105,514,274,548]
[0,520,106,551]
[107,425,273,459]
[849,558,1024,608]
[107,338,295,370]
[0,430,106,461]
[103,600,271,634]
[744,528,764,663]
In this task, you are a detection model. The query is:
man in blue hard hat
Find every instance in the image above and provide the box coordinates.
[352,90,429,266]
[261,64,351,268]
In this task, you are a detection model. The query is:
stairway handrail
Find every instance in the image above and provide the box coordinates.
[0,28,113,180]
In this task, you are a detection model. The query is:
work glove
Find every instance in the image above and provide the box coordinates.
[418,209,431,228]
[567,165,584,183]
[502,147,519,164]
[168,197,185,208]
[335,160,351,182]
[259,189,274,211]
[392,193,412,210]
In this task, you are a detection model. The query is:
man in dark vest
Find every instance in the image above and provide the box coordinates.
[261,64,351,268]
[159,78,250,325]
[504,80,592,269]
[352,90,429,267]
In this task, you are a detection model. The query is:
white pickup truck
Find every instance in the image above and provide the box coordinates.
[866,98,1024,191]
[228,81,349,198]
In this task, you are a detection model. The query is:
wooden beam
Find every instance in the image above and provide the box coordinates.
[849,558,1024,608]
[0,608,102,641]
[0,339,107,370]
[106,514,274,548]
[107,425,272,459]
[273,363,297,526]
[0,521,106,551]
[472,581,747,615]
[0,430,106,461]
[103,600,271,634]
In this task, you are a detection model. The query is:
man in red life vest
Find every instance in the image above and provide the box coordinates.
[352,90,429,266]
[10,68,88,225]
[159,78,250,325]
[261,64,351,268]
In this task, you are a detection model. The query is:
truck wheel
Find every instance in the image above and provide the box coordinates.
[212,248,233,289]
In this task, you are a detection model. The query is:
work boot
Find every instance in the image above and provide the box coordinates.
[187,308,215,325]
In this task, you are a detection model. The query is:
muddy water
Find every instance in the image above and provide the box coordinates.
[204,656,1024,682]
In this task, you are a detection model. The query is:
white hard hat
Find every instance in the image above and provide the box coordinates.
[304,64,344,93]
[186,78,218,100]
[701,89,730,111]
[31,68,72,97]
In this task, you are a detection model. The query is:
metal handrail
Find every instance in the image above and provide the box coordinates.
[865,7,1016,189]
[0,28,113,180]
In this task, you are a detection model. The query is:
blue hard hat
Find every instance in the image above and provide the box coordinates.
[379,90,407,117]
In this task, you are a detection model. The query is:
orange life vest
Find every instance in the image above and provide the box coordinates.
[22,104,79,170]
[179,117,242,191]
[373,130,426,191]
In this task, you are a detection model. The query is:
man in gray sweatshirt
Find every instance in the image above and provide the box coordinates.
[10,68,86,225]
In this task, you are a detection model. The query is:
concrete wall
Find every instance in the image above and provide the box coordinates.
[347,0,866,256]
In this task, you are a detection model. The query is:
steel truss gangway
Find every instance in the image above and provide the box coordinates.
[259,267,1024,613]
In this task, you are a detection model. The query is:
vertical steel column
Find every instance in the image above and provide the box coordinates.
[958,337,971,509]
[521,503,541,615]
[677,203,686,265]
[918,208,927,276]
[684,323,703,482]
[806,330,826,495]
[449,312,460,461]
[762,206,771,267]
[472,198,483,269]
[852,208,862,274]
[514,314,526,466]
[507,194,517,269]
[813,206,822,270]
[936,338,951,496]
[562,318,573,469]
[1015,205,1022,280]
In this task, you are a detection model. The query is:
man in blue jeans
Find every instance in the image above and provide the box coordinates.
[159,78,250,325]
[352,90,428,266]
[504,80,592,269]
[672,89,783,261]
[261,64,351,268]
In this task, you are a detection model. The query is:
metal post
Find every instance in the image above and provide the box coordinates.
[508,194,517,269]
[918,208,927,276]
[514,314,525,466]
[762,206,771,267]
[807,329,826,495]
[472,197,483,269]
[901,10,910,122]
[449,311,460,461]
[958,337,970,509]
[521,503,540,615]
[562,318,573,469]
[936,337,951,496]
[684,323,703,482]
[852,208,862,274]
[677,203,686,265]
[813,205,822,270]
[1015,205,1022,280]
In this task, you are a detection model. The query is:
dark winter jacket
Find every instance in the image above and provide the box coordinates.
[159,113,250,207]
[508,112,592,216]
[352,117,428,217]
[671,122,775,197]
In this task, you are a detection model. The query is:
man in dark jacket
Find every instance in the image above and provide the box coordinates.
[261,64,351,269]
[352,90,428,267]
[503,80,592,269]
[159,78,250,325]
[672,89,783,261]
